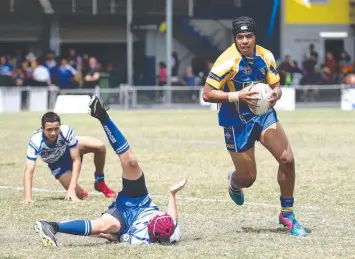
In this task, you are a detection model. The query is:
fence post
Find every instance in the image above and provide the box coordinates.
[168,85,172,106]
[124,84,129,110]
[163,86,172,106]
[131,86,137,109]
[48,85,60,110]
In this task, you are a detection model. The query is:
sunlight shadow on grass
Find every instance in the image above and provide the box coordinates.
[240,227,312,234]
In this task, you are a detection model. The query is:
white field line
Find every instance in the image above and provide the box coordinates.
[2,185,355,231]
[157,138,222,145]
[0,185,318,210]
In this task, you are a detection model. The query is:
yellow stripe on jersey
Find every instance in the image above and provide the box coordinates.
[227,79,237,92]
[206,45,240,89]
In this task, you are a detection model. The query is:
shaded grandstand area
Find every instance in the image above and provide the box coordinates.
[51,0,189,15]
[0,0,189,15]
[0,0,43,14]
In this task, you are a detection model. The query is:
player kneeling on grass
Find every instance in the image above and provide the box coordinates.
[35,96,187,246]
[24,112,117,202]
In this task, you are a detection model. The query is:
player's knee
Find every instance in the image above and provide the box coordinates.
[279,153,294,169]
[96,141,106,153]
[127,158,139,169]
[245,176,256,188]
[123,154,139,169]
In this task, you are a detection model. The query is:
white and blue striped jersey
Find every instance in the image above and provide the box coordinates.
[119,197,182,245]
[26,125,78,164]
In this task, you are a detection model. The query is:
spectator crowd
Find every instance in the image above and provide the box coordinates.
[277,44,354,87]
[1,43,355,95]
[156,44,355,94]
[0,48,121,90]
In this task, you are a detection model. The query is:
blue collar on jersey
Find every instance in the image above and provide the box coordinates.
[236,45,257,65]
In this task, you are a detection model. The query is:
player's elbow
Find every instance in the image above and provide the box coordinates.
[96,141,106,153]
[202,86,212,102]
[202,92,211,102]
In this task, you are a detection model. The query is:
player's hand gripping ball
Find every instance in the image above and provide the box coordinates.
[248,83,273,115]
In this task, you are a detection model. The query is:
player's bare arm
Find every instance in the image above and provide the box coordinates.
[202,84,230,103]
[203,83,259,108]
[66,145,82,201]
[168,177,188,221]
[92,232,119,242]
[23,159,36,203]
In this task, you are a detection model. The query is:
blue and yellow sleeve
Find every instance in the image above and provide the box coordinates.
[266,52,280,85]
[206,50,235,90]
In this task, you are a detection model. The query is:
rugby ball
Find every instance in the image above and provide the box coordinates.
[248,83,273,115]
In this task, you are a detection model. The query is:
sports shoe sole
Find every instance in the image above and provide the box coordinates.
[34,221,57,247]
[88,96,98,115]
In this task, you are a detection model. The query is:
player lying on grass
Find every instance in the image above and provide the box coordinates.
[34,96,187,246]
[24,112,117,203]
[202,16,306,237]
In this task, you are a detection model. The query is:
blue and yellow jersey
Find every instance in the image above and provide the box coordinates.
[206,44,280,127]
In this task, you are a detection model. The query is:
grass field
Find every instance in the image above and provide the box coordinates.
[0,109,354,259]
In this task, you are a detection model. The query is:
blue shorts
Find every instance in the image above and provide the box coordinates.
[47,149,73,179]
[103,174,157,236]
[104,194,157,235]
[224,109,278,153]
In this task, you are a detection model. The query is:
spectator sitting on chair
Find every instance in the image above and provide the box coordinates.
[325,52,336,76]
[340,54,353,74]
[278,55,298,86]
[68,48,82,71]
[12,68,25,87]
[44,51,58,84]
[57,58,78,89]
[182,66,196,88]
[0,56,14,86]
[321,66,334,85]
[82,57,100,89]
[32,57,51,87]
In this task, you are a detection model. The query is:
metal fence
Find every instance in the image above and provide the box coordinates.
[0,84,350,112]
